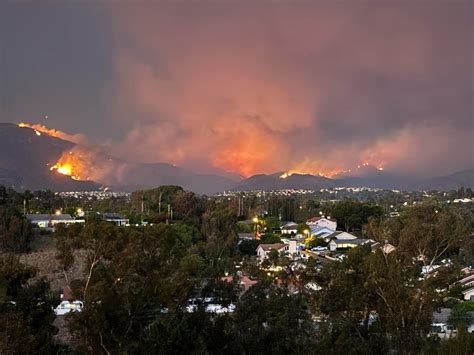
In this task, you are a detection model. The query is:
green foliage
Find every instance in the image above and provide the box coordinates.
[328,200,383,232]
[297,222,310,234]
[180,254,206,277]
[0,206,31,253]
[260,234,282,244]
[304,244,448,354]
[438,326,474,355]
[236,221,252,233]
[1,185,471,353]
[238,239,260,256]
[264,216,281,231]
[0,254,58,353]
[449,302,474,328]
[232,282,316,354]
[131,185,184,213]
[305,236,327,249]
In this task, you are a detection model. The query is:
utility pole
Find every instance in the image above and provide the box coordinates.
[159,192,162,214]
[141,194,144,225]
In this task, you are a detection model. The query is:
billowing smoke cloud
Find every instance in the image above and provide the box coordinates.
[103,1,472,177]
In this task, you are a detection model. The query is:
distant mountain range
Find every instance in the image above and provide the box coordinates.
[110,162,238,195]
[231,172,336,191]
[0,122,472,193]
[232,167,474,192]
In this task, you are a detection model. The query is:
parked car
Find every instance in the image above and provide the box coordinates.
[54,300,84,316]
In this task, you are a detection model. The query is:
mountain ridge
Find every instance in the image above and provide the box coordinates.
[1,122,472,193]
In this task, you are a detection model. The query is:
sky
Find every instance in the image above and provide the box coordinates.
[0,1,472,178]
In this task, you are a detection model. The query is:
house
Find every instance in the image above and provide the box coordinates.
[329,238,373,251]
[281,222,298,235]
[371,241,396,254]
[381,243,396,254]
[287,240,298,256]
[238,233,255,240]
[431,308,456,337]
[256,243,288,261]
[221,275,258,293]
[102,213,129,226]
[309,225,335,238]
[26,214,85,229]
[464,287,474,301]
[60,286,74,301]
[432,308,474,335]
[459,274,474,288]
[324,231,358,243]
[306,217,337,230]
[450,272,474,292]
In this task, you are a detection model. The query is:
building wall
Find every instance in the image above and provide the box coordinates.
[464,289,474,300]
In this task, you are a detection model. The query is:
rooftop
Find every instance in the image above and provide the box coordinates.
[103,212,127,220]
[26,214,74,221]
[331,238,372,245]
[258,243,287,252]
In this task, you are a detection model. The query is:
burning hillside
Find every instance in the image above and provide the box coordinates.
[17,122,102,183]
[17,122,85,143]
[49,152,86,180]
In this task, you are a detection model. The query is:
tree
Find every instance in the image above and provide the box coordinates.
[0,254,58,353]
[0,206,31,253]
[369,203,471,269]
[231,281,316,354]
[238,239,260,256]
[328,200,383,232]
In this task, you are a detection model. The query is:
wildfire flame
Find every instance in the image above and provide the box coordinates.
[17,122,93,181]
[49,150,91,181]
[50,161,81,180]
[279,170,309,179]
[279,161,386,179]
[17,122,83,143]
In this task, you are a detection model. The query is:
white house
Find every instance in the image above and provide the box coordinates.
[102,213,129,226]
[324,231,358,243]
[464,287,474,301]
[256,243,288,262]
[329,238,373,251]
[281,222,298,235]
[381,243,396,254]
[306,217,337,231]
[287,240,298,255]
[309,225,335,238]
[26,214,85,229]
[371,242,396,254]
[459,274,474,288]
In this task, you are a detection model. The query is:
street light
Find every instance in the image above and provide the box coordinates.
[252,216,259,237]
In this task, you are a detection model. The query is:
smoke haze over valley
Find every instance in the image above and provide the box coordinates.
[0,1,472,187]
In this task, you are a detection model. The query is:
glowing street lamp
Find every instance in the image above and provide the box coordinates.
[303,229,310,242]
